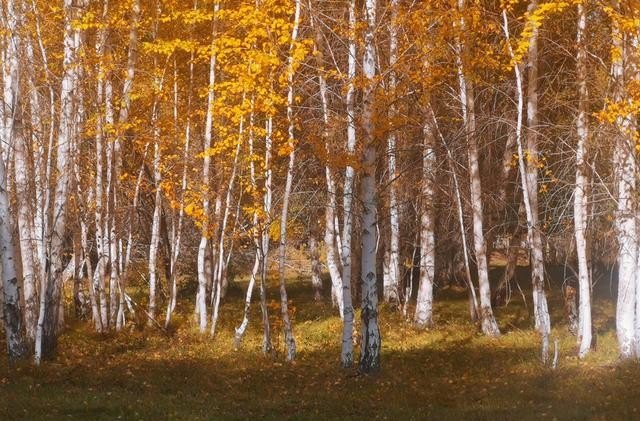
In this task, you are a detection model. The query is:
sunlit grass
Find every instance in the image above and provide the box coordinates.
[0,272,639,420]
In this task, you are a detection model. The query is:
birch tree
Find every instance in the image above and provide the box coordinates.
[359,0,381,373]
[574,0,592,358]
[384,0,400,305]
[455,0,500,337]
[35,0,88,363]
[1,0,27,360]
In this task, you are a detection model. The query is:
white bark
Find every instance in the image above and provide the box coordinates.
[165,48,194,328]
[307,0,343,315]
[524,1,551,340]
[309,234,322,301]
[574,1,592,358]
[210,139,241,337]
[341,0,358,369]
[384,0,400,305]
[196,4,219,332]
[359,0,381,373]
[457,0,499,337]
[502,7,550,351]
[0,0,27,358]
[148,127,162,325]
[35,0,86,363]
[93,0,109,332]
[234,106,260,348]
[13,97,37,342]
[435,109,479,321]
[260,117,274,355]
[414,117,436,328]
[275,0,301,361]
[611,16,637,359]
[0,156,26,360]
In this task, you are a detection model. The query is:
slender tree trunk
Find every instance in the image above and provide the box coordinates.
[525,0,551,342]
[436,111,479,322]
[165,48,194,328]
[308,0,343,315]
[274,0,302,361]
[610,14,637,359]
[359,0,381,373]
[234,111,260,348]
[196,6,219,332]
[260,117,274,355]
[341,0,358,369]
[414,115,436,328]
[502,8,550,359]
[147,2,164,326]
[384,0,400,305]
[35,0,86,363]
[148,127,162,325]
[210,140,241,337]
[0,1,27,357]
[574,1,592,358]
[13,100,37,342]
[309,234,322,301]
[457,0,499,337]
[0,157,26,361]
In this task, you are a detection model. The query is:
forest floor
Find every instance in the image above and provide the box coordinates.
[1,265,640,420]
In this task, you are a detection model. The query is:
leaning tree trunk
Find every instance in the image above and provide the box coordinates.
[359,0,381,373]
[502,7,550,361]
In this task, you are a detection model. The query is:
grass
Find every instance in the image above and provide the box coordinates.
[1,268,640,420]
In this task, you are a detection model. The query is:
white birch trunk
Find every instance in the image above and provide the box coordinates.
[275,0,301,361]
[0,155,26,360]
[0,1,27,357]
[93,0,109,332]
[233,107,260,348]
[435,108,479,321]
[260,117,274,355]
[414,117,436,328]
[165,50,194,328]
[307,0,343,315]
[457,0,499,337]
[148,128,162,325]
[611,16,637,359]
[13,100,37,342]
[502,8,550,354]
[196,5,219,331]
[384,0,400,305]
[359,0,381,372]
[210,140,241,337]
[341,0,358,369]
[524,0,551,340]
[574,1,592,358]
[35,0,86,363]
[309,234,322,301]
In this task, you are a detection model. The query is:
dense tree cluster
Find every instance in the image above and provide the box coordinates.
[2,0,640,371]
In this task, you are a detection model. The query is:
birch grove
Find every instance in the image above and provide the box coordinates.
[2,0,640,371]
